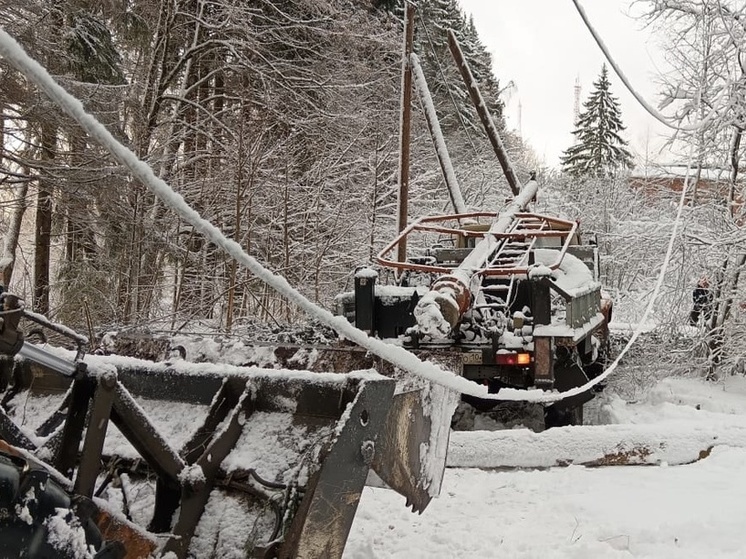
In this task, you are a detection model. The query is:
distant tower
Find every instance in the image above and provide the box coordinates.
[573,75,581,124]
[517,99,523,137]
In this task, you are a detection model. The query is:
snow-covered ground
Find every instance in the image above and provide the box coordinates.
[345,376,746,558]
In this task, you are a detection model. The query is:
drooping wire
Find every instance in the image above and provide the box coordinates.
[550,1,705,395]
[571,0,724,133]
[574,142,699,395]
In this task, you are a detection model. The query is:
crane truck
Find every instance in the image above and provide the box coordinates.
[0,9,612,558]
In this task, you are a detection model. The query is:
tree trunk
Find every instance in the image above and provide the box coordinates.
[1,177,29,288]
[728,127,742,217]
[33,123,56,314]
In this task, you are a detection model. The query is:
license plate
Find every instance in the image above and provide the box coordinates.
[462,352,482,365]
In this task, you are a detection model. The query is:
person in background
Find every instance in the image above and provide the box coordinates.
[690,277,714,326]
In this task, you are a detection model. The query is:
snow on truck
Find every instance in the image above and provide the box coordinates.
[0,9,612,559]
[334,19,612,428]
[336,184,612,428]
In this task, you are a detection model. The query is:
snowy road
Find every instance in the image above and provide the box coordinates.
[345,377,746,558]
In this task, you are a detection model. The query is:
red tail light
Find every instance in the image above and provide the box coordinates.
[495,352,532,366]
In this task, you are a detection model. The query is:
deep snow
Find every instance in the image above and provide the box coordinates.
[1,20,741,559]
[345,376,746,559]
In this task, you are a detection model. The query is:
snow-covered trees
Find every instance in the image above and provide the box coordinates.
[560,64,633,178]
[634,1,746,376]
[391,0,534,218]
[0,0,527,331]
[0,0,402,326]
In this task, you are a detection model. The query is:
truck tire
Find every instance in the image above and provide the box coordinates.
[544,403,583,429]
[0,452,125,559]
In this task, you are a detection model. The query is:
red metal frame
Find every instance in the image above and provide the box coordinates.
[375,211,579,277]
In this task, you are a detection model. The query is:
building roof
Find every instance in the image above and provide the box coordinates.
[631,164,733,182]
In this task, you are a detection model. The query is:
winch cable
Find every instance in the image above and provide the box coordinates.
[0,27,693,403]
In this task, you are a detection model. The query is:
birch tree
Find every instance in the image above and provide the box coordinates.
[636,0,746,374]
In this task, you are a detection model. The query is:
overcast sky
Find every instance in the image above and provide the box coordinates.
[457,0,672,169]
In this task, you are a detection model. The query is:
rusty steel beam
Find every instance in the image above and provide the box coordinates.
[74,373,116,498]
[447,30,521,196]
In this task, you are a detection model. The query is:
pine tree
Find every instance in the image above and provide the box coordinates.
[560,64,634,177]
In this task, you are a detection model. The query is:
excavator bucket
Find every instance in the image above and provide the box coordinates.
[0,323,458,558]
[225,344,462,514]
[90,335,461,513]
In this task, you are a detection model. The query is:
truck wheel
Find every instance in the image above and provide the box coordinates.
[544,404,583,428]
[0,452,125,558]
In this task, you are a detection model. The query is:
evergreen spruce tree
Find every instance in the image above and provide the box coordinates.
[560,64,634,177]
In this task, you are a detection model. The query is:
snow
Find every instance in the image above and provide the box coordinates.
[190,490,274,558]
[410,53,467,214]
[534,248,596,294]
[0,25,636,417]
[104,397,208,459]
[375,285,428,306]
[527,263,554,278]
[44,508,95,559]
[345,376,746,558]
[15,503,33,525]
[500,330,533,350]
[355,267,379,279]
[221,410,332,486]
[349,446,746,558]
[413,290,458,338]
[533,312,606,339]
[23,309,89,345]
[178,464,206,487]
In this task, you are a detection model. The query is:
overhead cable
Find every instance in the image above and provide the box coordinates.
[571,0,723,132]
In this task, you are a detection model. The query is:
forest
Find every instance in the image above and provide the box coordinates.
[0,0,533,330]
[1,0,746,381]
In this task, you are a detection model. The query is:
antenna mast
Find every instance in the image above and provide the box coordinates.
[517,99,523,137]
[573,75,581,123]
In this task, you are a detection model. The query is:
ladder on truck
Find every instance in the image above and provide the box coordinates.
[480,216,544,318]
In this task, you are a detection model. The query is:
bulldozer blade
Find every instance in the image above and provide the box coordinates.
[4,339,459,555]
[232,344,461,513]
[100,338,461,512]
[2,353,409,557]
[371,389,434,513]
